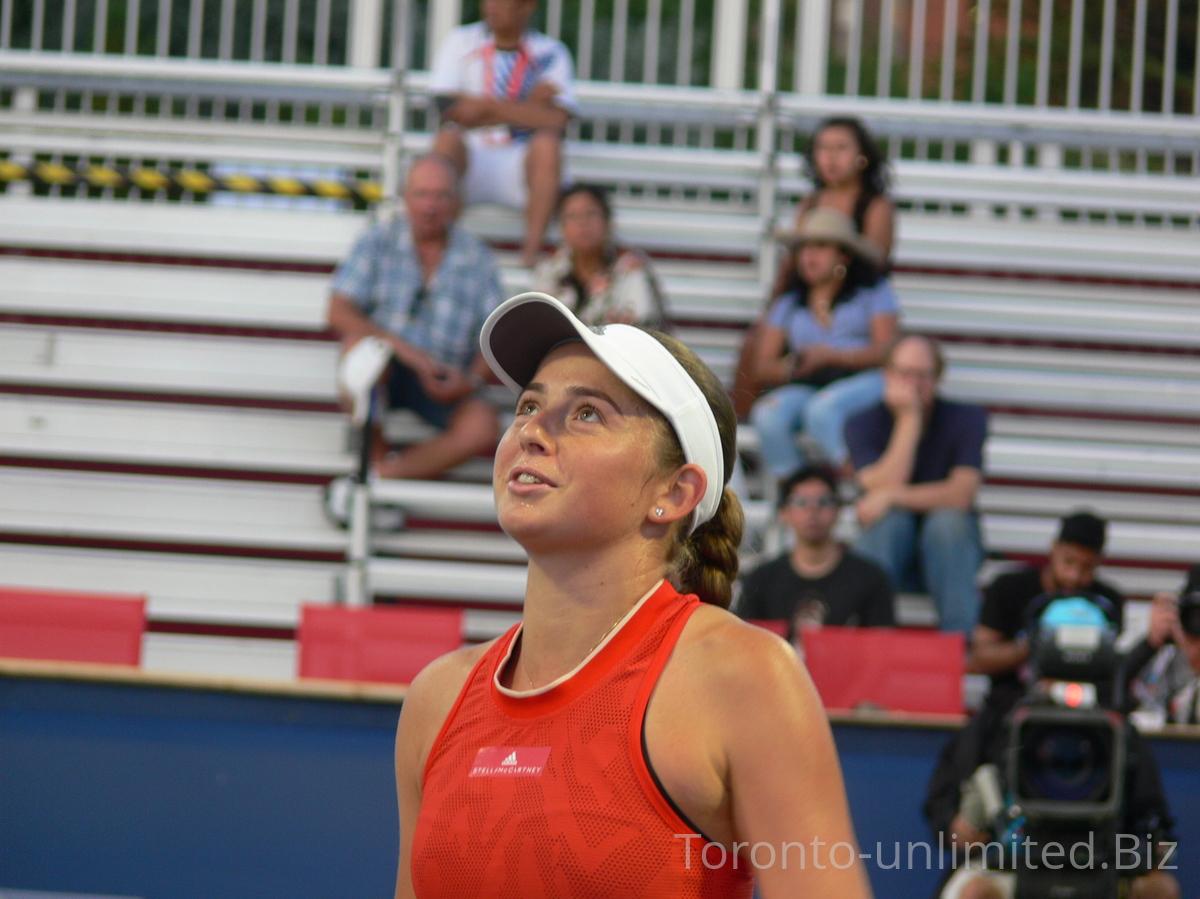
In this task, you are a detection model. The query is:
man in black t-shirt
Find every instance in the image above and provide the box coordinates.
[970,510,1124,715]
[738,465,894,639]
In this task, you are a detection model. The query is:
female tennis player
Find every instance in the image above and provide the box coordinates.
[393,291,872,898]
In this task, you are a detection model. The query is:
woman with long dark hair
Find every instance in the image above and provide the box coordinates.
[794,116,894,267]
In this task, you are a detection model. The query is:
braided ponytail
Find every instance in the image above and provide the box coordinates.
[645,332,744,608]
[671,486,744,608]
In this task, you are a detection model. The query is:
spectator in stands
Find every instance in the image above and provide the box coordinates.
[325,154,502,502]
[1128,564,1200,725]
[394,291,870,898]
[748,208,899,479]
[845,334,988,635]
[429,0,577,267]
[969,511,1123,719]
[738,464,894,639]
[530,183,668,329]
[792,116,895,269]
[731,116,895,420]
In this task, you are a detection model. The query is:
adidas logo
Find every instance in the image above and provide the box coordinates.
[500,751,519,766]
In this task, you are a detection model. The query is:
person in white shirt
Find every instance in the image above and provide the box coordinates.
[429,0,578,267]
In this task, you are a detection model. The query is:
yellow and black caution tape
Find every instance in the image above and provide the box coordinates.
[0,159,384,203]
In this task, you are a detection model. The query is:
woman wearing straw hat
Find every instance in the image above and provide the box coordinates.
[749,207,899,482]
[393,291,871,898]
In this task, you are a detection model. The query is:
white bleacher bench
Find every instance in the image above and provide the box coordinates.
[890,212,1200,284]
[0,394,353,476]
[897,275,1200,350]
[0,467,347,554]
[888,159,1200,223]
[941,344,1200,419]
[0,196,362,265]
[0,543,342,627]
[3,51,1200,664]
[0,321,340,401]
[1,255,332,330]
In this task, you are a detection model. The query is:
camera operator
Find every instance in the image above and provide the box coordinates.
[1127,564,1200,726]
[925,594,1180,899]
[970,511,1123,723]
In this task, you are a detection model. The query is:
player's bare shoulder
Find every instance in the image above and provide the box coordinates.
[670,604,804,709]
[405,641,489,715]
[397,640,493,758]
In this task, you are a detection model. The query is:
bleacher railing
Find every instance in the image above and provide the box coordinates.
[5,0,1196,105]
[2,0,1198,247]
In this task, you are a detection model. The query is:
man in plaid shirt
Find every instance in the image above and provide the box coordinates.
[327,154,504,483]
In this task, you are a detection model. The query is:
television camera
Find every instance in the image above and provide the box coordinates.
[966,594,1166,899]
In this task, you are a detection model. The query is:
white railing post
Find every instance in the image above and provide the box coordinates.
[969,138,997,219]
[348,0,384,68]
[7,86,36,198]
[795,0,831,95]
[427,0,462,71]
[383,0,414,209]
[711,0,748,89]
[756,0,782,289]
[1037,141,1062,222]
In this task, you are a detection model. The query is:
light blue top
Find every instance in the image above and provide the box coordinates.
[766,279,899,351]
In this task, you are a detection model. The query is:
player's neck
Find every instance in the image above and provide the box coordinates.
[790,539,841,577]
[516,550,663,686]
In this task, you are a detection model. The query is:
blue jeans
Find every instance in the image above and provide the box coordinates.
[854,508,984,634]
[750,369,884,479]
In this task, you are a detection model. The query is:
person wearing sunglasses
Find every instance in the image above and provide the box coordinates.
[737,464,894,639]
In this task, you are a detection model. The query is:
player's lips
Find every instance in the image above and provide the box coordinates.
[508,466,556,491]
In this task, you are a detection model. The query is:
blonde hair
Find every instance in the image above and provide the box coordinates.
[646,332,744,608]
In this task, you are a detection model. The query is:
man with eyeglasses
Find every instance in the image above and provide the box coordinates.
[844,334,988,634]
[737,464,894,637]
[325,154,503,514]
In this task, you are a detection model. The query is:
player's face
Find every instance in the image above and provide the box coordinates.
[494,343,670,554]
[812,124,864,188]
[780,478,839,546]
[1047,541,1100,594]
[559,191,609,256]
[403,159,459,241]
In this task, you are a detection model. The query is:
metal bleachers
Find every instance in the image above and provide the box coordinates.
[2,51,1199,674]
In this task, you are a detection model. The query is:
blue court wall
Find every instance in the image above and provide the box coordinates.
[1,673,1196,899]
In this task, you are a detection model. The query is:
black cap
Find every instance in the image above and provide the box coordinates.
[1056,511,1107,553]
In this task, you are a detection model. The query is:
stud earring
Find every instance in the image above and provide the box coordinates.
[655,508,665,517]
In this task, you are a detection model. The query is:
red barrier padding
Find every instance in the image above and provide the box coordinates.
[0,586,147,666]
[800,626,965,715]
[297,604,464,685]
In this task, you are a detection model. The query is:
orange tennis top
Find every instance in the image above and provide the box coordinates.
[411,580,755,898]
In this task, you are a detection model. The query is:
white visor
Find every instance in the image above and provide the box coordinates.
[480,292,724,534]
